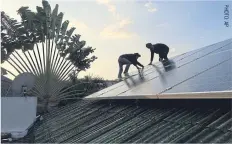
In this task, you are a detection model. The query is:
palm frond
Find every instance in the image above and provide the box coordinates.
[1,0,97,112]
[50,4,59,38]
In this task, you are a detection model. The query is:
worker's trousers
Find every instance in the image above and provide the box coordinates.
[118,57,131,78]
[159,48,169,61]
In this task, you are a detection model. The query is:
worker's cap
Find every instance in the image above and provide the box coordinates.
[146,43,152,48]
[134,53,141,57]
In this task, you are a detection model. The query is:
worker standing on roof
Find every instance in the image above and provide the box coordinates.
[118,53,144,79]
[146,43,169,65]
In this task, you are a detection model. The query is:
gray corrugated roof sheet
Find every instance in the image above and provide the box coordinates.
[34,99,232,143]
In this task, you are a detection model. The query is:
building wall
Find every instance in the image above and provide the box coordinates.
[1,75,13,97]
[1,97,37,133]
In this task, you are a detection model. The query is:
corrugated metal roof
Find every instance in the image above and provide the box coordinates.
[33,39,232,143]
[34,99,232,143]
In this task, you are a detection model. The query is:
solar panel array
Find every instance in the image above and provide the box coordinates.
[85,38,232,99]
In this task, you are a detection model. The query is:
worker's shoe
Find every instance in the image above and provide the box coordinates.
[124,73,129,77]
[117,76,123,81]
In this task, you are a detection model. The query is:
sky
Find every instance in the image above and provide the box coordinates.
[1,0,232,80]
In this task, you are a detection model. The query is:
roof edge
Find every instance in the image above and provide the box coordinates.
[84,91,232,100]
[159,90,232,99]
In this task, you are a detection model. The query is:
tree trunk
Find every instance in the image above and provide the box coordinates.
[42,96,49,113]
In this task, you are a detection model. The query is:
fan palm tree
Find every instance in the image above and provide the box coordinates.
[1,0,97,112]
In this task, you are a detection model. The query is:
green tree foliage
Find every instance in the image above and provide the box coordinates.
[58,74,109,107]
[1,0,97,71]
[1,0,98,112]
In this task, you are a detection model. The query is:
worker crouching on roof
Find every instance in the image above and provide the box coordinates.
[118,53,144,79]
[146,43,169,65]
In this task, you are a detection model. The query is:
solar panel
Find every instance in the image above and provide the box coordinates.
[85,38,232,99]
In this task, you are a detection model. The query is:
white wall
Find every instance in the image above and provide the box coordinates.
[1,97,37,133]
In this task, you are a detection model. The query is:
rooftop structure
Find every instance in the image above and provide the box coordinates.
[86,38,232,99]
[3,38,232,143]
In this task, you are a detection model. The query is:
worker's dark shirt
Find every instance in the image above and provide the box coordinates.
[120,54,144,67]
[150,43,169,62]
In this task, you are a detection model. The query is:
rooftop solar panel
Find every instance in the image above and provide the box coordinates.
[85,38,232,99]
